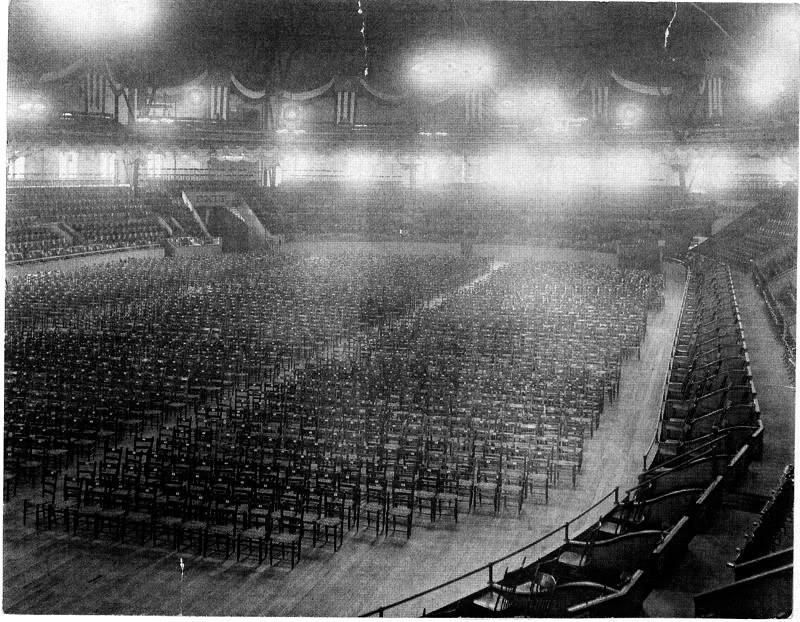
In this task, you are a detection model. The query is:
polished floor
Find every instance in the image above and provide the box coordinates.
[2,257,686,616]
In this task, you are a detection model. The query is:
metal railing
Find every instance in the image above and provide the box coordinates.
[360,486,619,617]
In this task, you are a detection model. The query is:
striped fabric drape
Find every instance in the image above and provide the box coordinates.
[591,85,609,121]
[464,89,484,124]
[706,76,723,118]
[82,72,107,114]
[209,85,229,120]
[336,90,356,124]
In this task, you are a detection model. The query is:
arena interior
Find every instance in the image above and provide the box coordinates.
[3,0,798,617]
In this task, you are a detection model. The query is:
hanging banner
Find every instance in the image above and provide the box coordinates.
[611,68,672,96]
[40,58,85,83]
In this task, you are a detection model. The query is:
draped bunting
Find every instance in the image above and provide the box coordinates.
[419,91,459,106]
[230,74,266,99]
[358,78,406,102]
[279,78,335,101]
[610,69,672,96]
[231,73,410,105]
[40,58,85,83]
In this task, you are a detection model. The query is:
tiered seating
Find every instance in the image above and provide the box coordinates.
[5,224,66,261]
[699,196,797,270]
[5,187,176,262]
[753,258,796,376]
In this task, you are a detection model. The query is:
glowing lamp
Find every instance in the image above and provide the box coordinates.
[617,104,640,126]
[284,106,300,122]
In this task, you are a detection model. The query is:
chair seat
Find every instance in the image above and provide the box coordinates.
[76,504,102,515]
[438,492,457,502]
[472,588,511,612]
[271,532,300,545]
[98,508,125,519]
[558,549,590,567]
[476,482,497,492]
[240,527,266,539]
[317,517,341,528]
[126,511,151,523]
[363,502,384,513]
[389,507,411,517]
[502,484,522,494]
[208,524,234,536]
[415,490,436,500]
[182,520,206,531]
[157,516,182,527]
[598,520,625,535]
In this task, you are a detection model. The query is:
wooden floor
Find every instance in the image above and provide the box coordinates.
[2,260,685,617]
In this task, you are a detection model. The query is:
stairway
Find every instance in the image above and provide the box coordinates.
[180,191,214,240]
[53,222,82,245]
[224,199,277,251]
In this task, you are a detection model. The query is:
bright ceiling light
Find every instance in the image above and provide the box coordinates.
[617,104,640,126]
[110,0,150,29]
[41,0,153,36]
[410,49,492,89]
[748,58,788,106]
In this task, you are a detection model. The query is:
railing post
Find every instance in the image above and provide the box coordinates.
[614,486,619,504]
[488,564,493,585]
[564,521,570,542]
[378,608,384,618]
